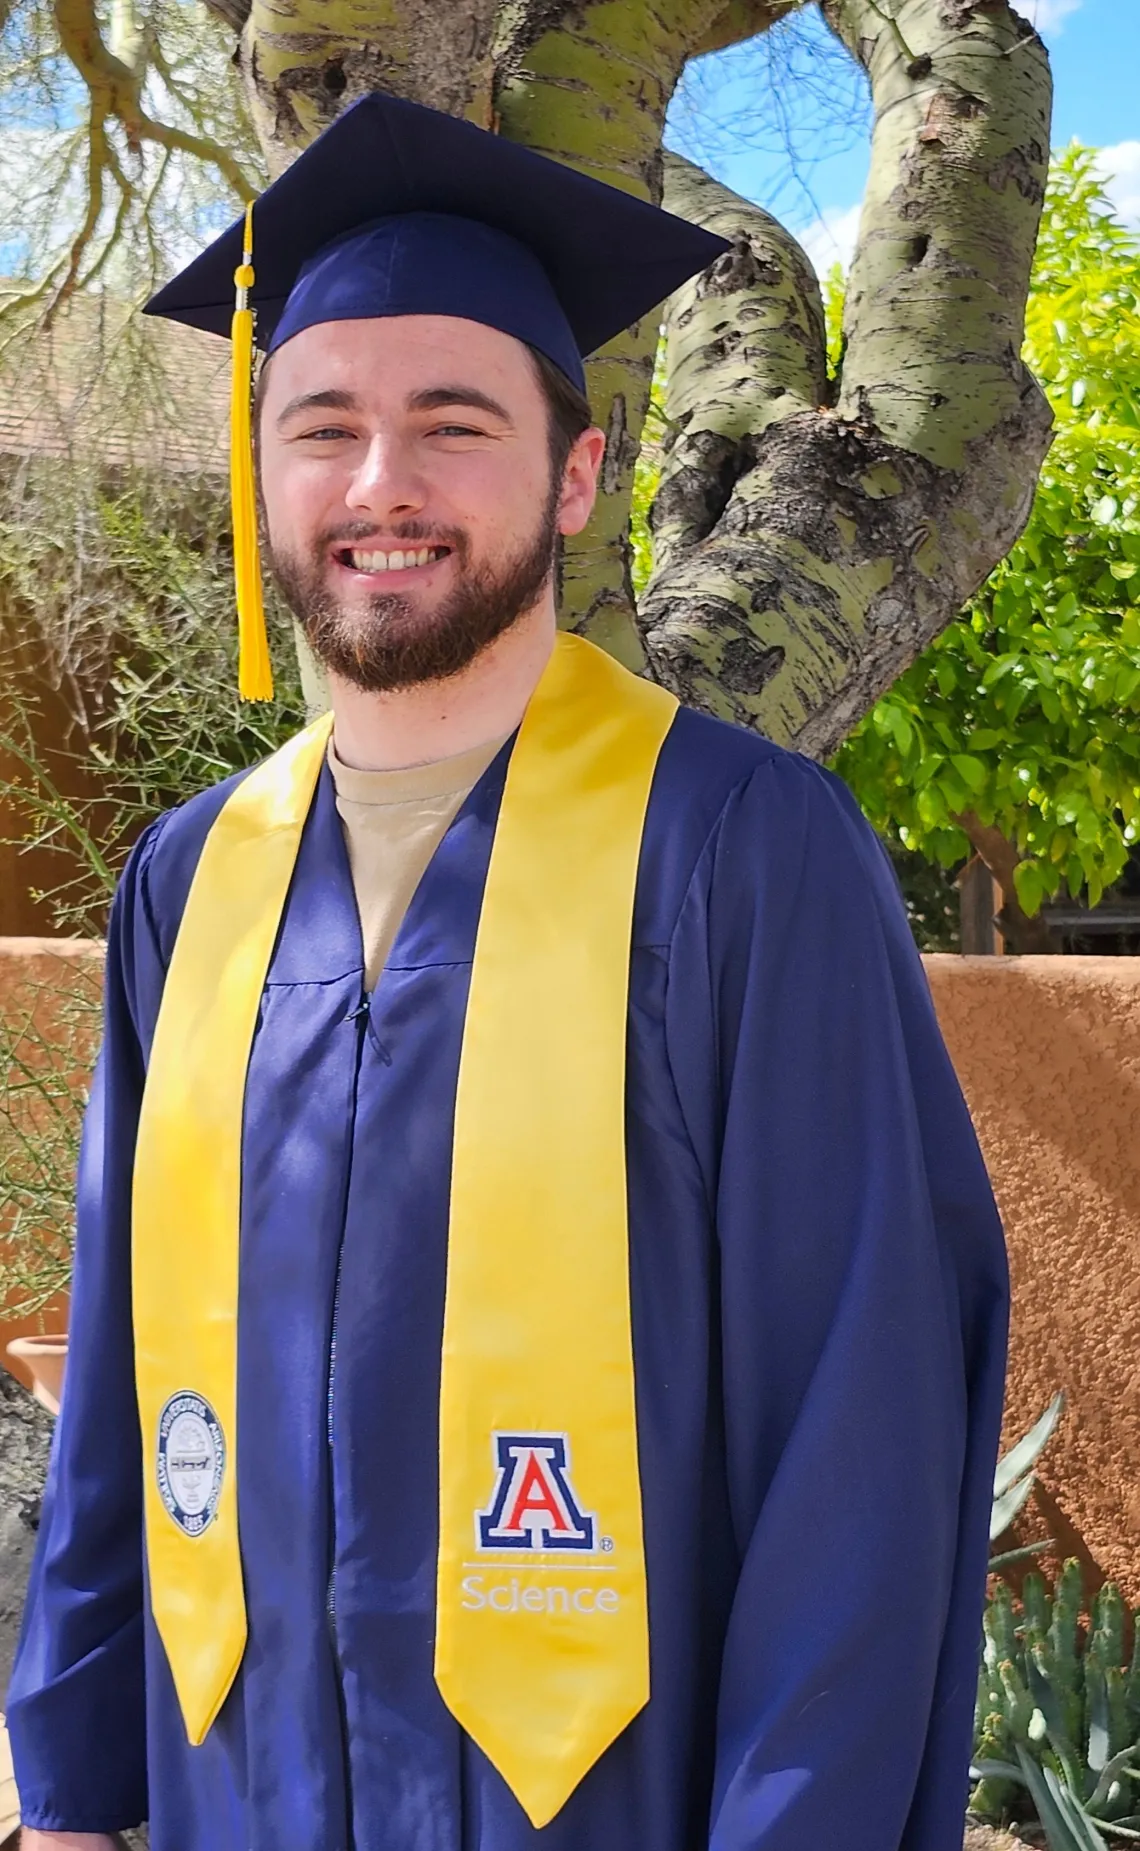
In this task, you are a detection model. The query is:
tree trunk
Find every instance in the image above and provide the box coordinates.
[955,810,1055,954]
[223,0,1052,755]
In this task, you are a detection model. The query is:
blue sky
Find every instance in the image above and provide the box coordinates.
[665,0,1140,270]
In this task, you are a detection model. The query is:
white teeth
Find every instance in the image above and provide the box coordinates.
[347,546,442,571]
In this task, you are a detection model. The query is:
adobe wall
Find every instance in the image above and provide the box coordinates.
[0,657,117,937]
[1,942,1139,1596]
[926,956,1140,1602]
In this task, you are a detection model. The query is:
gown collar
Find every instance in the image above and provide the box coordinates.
[265,739,515,988]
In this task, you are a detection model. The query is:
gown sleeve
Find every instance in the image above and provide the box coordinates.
[5,822,168,1834]
[665,753,1008,1851]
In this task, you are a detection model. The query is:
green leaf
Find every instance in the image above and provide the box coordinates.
[951,753,988,793]
[989,1540,1053,1570]
[1014,859,1047,916]
[1092,496,1119,525]
[1016,1748,1109,1851]
[912,754,943,789]
[991,1473,1036,1540]
[994,1394,1065,1498]
[1055,591,1081,624]
[887,706,915,755]
[1087,1745,1140,1815]
[971,1758,1025,1782]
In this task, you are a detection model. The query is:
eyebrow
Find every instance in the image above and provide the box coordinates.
[406,385,513,424]
[275,382,515,430]
[275,387,359,429]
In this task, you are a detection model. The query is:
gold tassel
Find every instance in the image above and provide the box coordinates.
[230,200,273,702]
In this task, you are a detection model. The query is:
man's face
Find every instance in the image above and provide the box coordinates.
[257,314,600,692]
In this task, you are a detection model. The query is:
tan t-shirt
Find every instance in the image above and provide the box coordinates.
[328,734,506,991]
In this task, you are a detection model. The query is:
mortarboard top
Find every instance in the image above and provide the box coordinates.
[144,91,729,393]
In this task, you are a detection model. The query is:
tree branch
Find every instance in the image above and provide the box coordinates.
[242,0,501,174]
[826,0,1050,473]
[135,105,255,199]
[954,810,1054,954]
[43,113,111,326]
[639,0,1054,757]
[199,0,251,31]
[650,152,827,583]
[52,0,144,140]
[53,0,254,203]
[689,0,796,58]
[491,0,733,666]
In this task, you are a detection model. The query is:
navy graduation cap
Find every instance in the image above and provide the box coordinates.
[145,90,728,390]
[144,91,729,700]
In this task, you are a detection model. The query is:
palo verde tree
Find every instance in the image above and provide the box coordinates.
[0,0,1053,756]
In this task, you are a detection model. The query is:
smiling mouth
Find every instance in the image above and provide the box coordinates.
[335,544,451,573]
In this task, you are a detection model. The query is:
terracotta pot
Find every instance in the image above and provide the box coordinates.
[0,1292,69,1395]
[6,1332,68,1415]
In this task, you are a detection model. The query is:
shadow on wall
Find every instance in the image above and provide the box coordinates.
[927,955,1140,1603]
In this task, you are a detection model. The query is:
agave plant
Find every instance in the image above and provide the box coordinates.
[991,1392,1065,1571]
[972,1562,1140,1849]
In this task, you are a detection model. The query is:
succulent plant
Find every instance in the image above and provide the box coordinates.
[972,1561,1140,1850]
[990,1392,1065,1570]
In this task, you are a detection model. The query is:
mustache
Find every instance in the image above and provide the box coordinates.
[316,519,467,553]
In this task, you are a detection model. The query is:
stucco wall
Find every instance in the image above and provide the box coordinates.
[2,941,1139,1595]
[927,955,1140,1602]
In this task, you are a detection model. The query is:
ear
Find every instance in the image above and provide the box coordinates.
[558,427,607,537]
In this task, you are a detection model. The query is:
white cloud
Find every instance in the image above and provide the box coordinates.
[1095,140,1140,230]
[1026,0,1084,34]
[798,203,862,278]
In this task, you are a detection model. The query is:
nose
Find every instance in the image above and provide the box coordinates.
[344,432,426,522]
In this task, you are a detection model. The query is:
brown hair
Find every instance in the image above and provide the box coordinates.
[525,344,594,481]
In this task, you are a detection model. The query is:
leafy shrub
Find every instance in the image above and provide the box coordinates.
[835,145,1140,919]
[0,966,100,1317]
[1,470,304,933]
[1,466,304,1312]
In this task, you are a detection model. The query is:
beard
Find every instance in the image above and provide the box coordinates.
[265,480,561,694]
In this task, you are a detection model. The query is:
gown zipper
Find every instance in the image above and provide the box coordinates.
[326,990,371,1846]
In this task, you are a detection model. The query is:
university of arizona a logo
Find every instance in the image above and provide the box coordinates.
[477,1433,597,1552]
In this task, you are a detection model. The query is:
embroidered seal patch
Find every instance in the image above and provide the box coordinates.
[157,1391,225,1536]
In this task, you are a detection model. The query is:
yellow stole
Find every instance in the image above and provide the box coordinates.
[132,633,677,1826]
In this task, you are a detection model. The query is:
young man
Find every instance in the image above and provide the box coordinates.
[8,94,1008,1851]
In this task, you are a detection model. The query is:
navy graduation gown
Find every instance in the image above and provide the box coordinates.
[7,708,1008,1850]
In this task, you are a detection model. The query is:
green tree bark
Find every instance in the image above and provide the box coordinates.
[203,0,1055,748]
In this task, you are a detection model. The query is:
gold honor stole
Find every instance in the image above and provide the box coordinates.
[132,633,678,1827]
